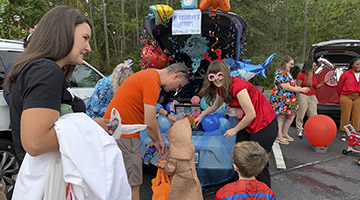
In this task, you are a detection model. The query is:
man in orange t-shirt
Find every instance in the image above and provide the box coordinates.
[104,63,189,200]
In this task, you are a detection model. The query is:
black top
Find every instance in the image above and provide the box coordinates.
[10,59,85,162]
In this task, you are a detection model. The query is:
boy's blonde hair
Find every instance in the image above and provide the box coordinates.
[232,141,269,178]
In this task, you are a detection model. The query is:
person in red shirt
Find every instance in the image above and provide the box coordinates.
[215,141,276,200]
[194,61,277,188]
[104,63,189,200]
[337,57,360,142]
[295,60,331,138]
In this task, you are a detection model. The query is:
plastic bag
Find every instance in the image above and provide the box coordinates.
[151,164,170,200]
[108,107,147,139]
[43,151,67,200]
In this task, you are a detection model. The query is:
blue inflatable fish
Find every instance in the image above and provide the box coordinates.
[225,53,276,81]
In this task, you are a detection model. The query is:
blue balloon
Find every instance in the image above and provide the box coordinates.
[218,118,230,132]
[201,115,220,132]
[158,115,172,133]
[165,102,172,112]
[214,113,227,120]
[165,102,171,112]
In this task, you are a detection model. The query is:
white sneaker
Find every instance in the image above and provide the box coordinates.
[297,131,303,139]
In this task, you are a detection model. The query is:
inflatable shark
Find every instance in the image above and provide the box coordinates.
[225,53,276,81]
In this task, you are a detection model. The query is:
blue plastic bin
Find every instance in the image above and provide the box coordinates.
[140,116,238,186]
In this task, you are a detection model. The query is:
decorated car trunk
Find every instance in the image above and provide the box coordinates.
[308,39,360,119]
[140,4,275,186]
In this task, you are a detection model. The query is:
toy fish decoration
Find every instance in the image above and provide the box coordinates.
[226,53,276,81]
[140,40,174,69]
[315,57,335,74]
[149,4,174,25]
[180,35,209,73]
[199,0,231,16]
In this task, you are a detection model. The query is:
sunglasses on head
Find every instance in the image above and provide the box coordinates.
[208,72,224,82]
[175,70,193,80]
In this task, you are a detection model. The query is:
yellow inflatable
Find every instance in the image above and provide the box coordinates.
[149,4,174,25]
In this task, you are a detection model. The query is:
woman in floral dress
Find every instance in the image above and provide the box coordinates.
[270,56,310,145]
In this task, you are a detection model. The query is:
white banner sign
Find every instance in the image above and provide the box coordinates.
[172,9,201,35]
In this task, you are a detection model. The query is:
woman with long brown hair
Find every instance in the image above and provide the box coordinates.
[194,61,277,188]
[5,5,110,163]
[295,60,330,138]
[6,6,116,198]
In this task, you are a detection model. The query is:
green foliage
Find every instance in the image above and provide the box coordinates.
[2,0,360,90]
[0,0,51,39]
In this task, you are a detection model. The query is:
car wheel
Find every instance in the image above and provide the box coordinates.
[0,140,19,199]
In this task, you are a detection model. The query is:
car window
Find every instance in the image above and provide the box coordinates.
[315,54,357,64]
[70,64,103,88]
[0,50,22,90]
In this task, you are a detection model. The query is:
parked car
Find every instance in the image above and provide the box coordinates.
[0,39,104,198]
[291,39,360,122]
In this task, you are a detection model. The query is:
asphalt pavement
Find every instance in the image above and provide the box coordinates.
[270,129,360,200]
[140,91,360,200]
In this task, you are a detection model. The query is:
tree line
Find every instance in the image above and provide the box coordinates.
[1,0,360,88]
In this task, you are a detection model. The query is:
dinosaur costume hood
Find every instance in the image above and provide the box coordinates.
[167,118,195,160]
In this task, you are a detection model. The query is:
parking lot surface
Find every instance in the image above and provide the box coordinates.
[140,91,360,200]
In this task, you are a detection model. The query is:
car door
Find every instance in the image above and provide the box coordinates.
[0,49,22,131]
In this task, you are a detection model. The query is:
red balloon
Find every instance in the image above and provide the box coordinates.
[304,115,337,147]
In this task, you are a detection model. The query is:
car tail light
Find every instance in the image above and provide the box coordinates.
[328,50,345,53]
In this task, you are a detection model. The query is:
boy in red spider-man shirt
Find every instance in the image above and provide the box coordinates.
[216,141,276,200]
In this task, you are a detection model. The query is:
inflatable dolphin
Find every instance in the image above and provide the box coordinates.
[225,53,276,81]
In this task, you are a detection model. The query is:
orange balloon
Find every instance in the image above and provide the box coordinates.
[199,0,231,16]
[304,115,337,147]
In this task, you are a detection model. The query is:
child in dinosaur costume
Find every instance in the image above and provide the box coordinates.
[154,118,203,200]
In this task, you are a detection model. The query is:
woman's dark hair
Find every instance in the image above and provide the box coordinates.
[348,57,360,70]
[6,5,91,92]
[302,60,315,87]
[199,61,233,105]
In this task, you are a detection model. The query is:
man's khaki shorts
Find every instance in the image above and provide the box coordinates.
[116,137,142,186]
